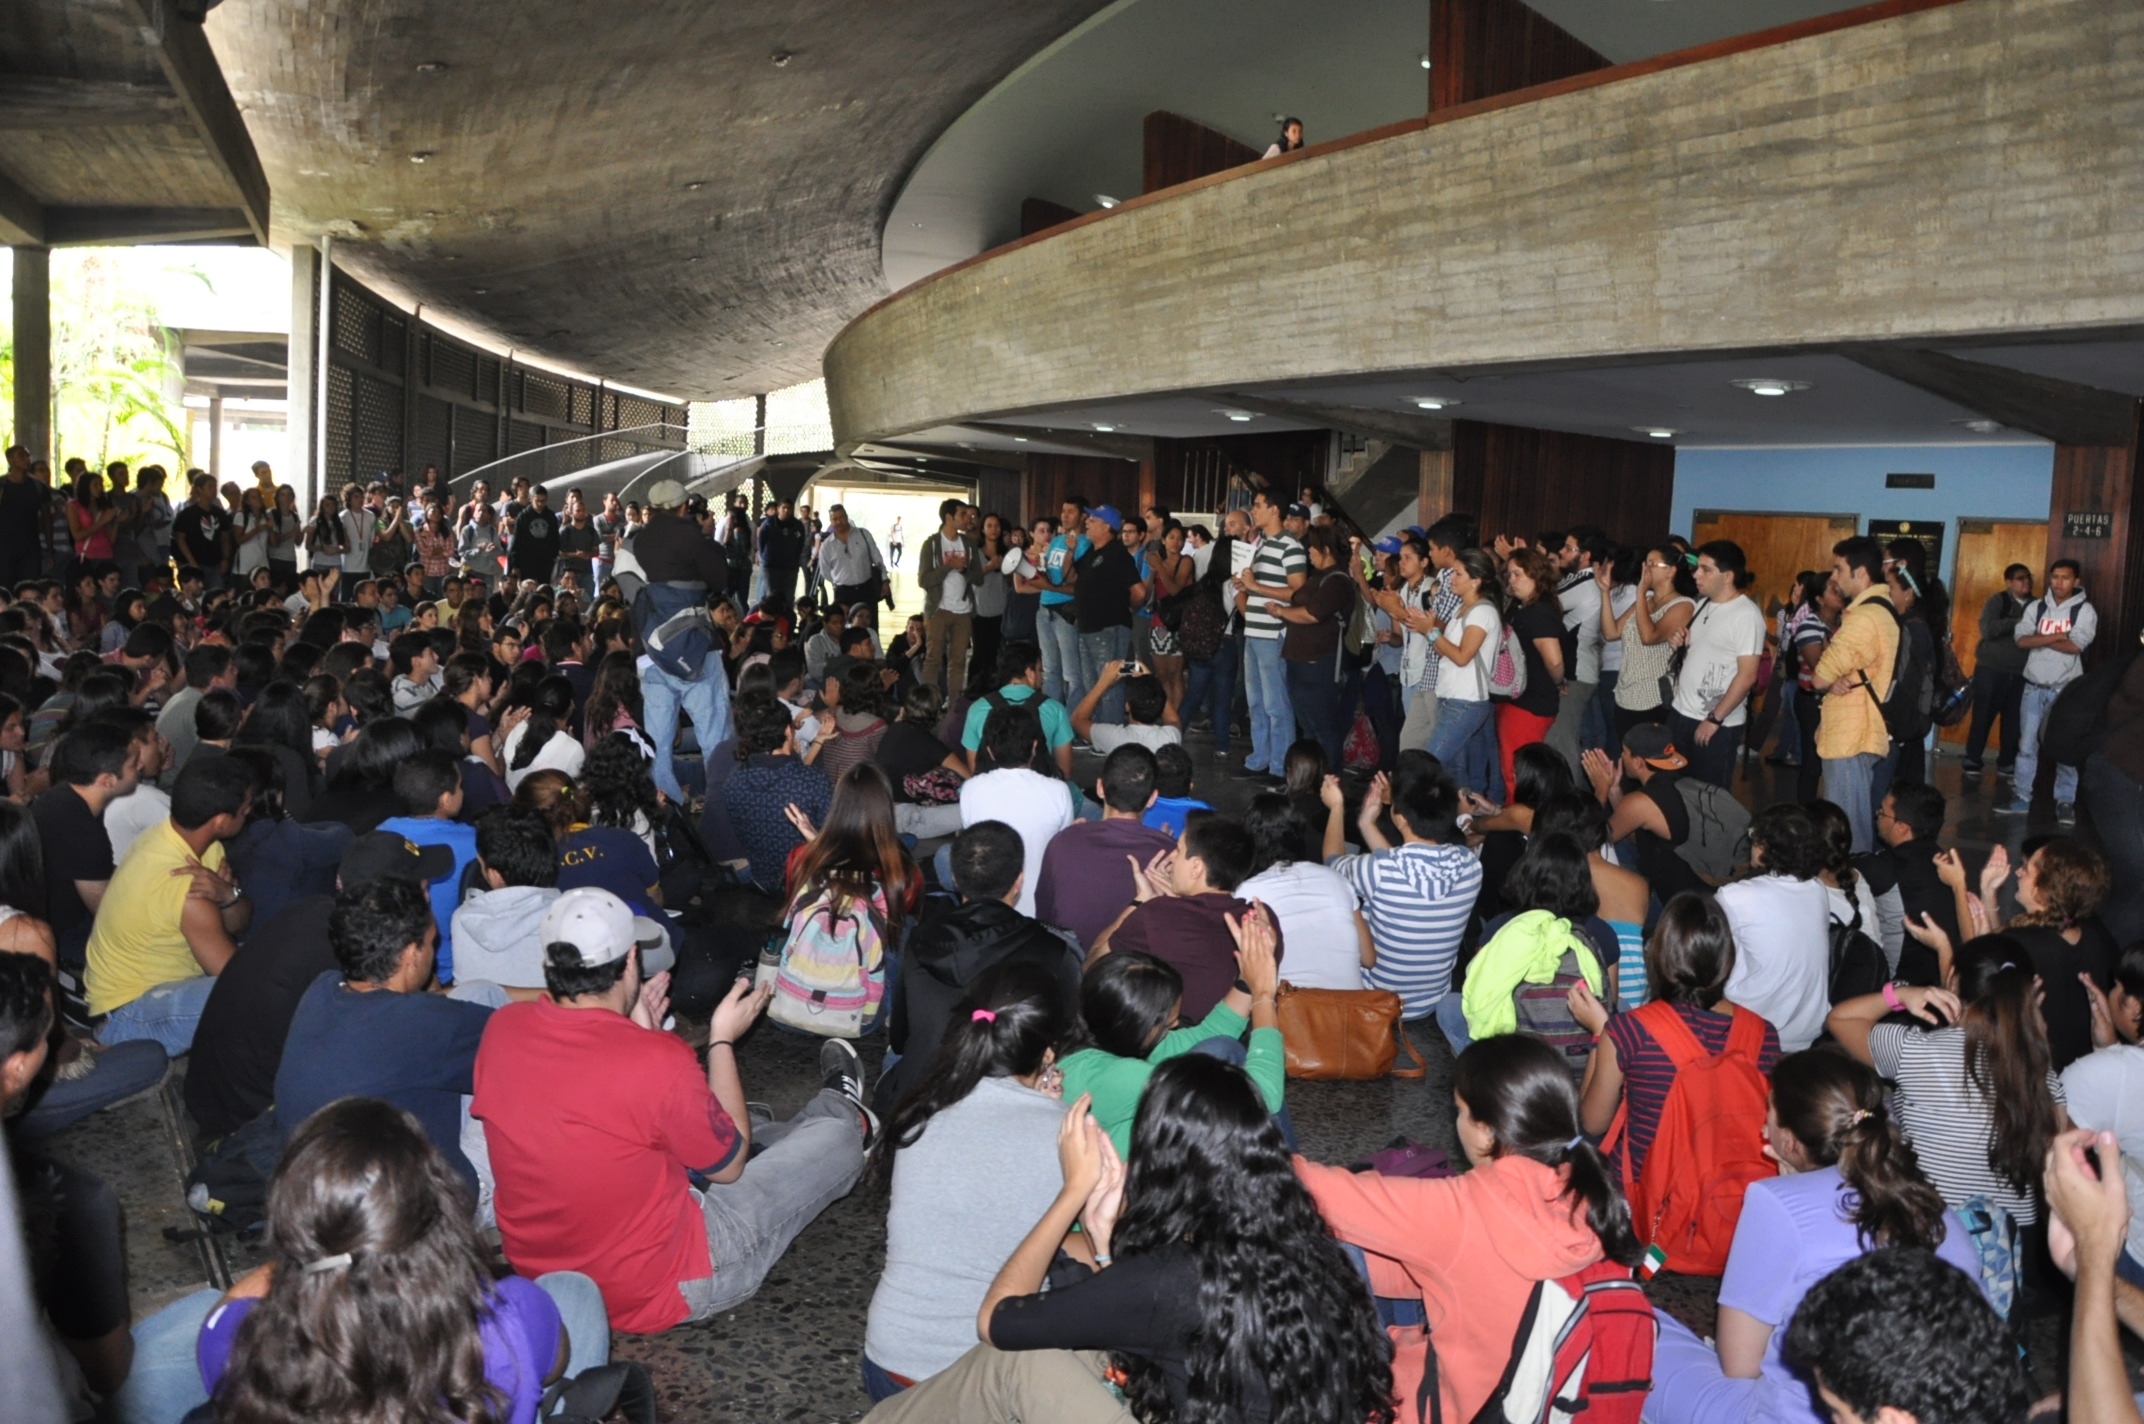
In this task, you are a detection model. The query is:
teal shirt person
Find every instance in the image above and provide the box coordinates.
[1040,532,1089,607]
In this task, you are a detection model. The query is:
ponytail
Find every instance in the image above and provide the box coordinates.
[1771,1051,1949,1251]
[509,675,574,773]
[1956,937,2060,1196]
[1454,1036,1642,1267]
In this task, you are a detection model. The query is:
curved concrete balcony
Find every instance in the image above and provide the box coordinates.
[826,0,2144,446]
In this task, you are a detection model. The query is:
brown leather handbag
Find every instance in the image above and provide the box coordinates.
[1275,982,1427,1080]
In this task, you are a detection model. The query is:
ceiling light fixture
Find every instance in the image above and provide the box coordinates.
[1216,409,1254,422]
[1012,437,1028,443]
[771,50,792,66]
[1954,418,2005,434]
[1419,53,1432,68]
[1093,194,1120,209]
[1091,423,1117,433]
[683,180,706,191]
[409,151,434,164]
[415,60,448,74]
[1629,426,1679,439]
[1411,396,1461,411]
[1730,377,1812,397]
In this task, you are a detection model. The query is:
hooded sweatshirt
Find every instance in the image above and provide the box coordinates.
[2015,588,2096,687]
[1297,1153,1607,1424]
[449,885,562,991]
[875,897,1082,1113]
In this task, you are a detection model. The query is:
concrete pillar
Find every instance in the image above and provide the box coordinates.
[208,392,224,480]
[10,246,51,464]
[286,243,319,502]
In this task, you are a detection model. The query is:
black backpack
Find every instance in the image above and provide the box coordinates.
[1862,600,1934,742]
[1828,896,1888,1005]
[2040,635,2137,764]
[165,1107,282,1241]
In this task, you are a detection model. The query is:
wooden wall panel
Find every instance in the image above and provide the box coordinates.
[2048,405,2144,653]
[1448,419,1674,548]
[1143,110,1261,195]
[1690,510,1859,621]
[1943,518,2049,742]
[1024,453,1143,525]
[1019,197,1081,237]
[973,467,1025,528]
[1153,431,1331,514]
[1431,0,1613,111]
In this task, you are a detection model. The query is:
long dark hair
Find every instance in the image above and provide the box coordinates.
[0,799,47,919]
[1503,832,1599,922]
[332,717,421,791]
[1645,892,1736,1009]
[1112,1055,1395,1424]
[582,733,657,831]
[1242,792,1313,876]
[1079,950,1185,1059]
[582,650,641,742]
[212,1098,503,1424]
[507,675,575,773]
[876,961,1069,1189]
[1954,936,2061,1195]
[1453,1035,1642,1265]
[1769,1051,1949,1251]
[237,680,317,764]
[783,763,915,920]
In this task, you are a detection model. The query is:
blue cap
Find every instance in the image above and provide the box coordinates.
[1088,503,1125,531]
[1373,535,1404,556]
[1404,525,1428,539]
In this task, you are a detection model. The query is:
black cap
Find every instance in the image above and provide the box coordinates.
[340,831,454,889]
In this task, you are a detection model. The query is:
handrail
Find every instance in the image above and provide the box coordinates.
[451,422,680,491]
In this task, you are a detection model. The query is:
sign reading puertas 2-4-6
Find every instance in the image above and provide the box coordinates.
[2064,511,2113,540]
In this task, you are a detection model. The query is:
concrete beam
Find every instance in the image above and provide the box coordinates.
[10,247,52,465]
[117,0,270,244]
[0,171,46,248]
[1219,394,1455,453]
[44,206,253,246]
[1837,345,2139,447]
[0,77,184,129]
[963,422,1156,464]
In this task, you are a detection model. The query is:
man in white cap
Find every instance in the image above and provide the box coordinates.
[626,477,733,802]
[473,888,872,1334]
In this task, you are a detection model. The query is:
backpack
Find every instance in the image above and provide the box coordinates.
[2042,638,2140,763]
[632,580,719,680]
[1649,773,1751,885]
[166,1106,282,1240]
[1933,635,1973,728]
[1341,577,1376,671]
[1511,938,1611,1078]
[1956,1195,2022,1321]
[755,884,892,1037]
[1177,578,1227,661]
[1487,620,1528,699]
[1827,895,1888,1005]
[1861,600,1934,742]
[1417,1261,1657,1424]
[1604,1001,1776,1276]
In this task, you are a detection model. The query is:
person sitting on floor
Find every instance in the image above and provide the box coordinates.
[878,820,1082,1114]
[472,890,872,1334]
[1715,803,1834,1053]
[373,748,479,982]
[1088,811,1285,1021]
[957,642,1074,779]
[1139,742,1210,839]
[955,704,1075,920]
[1032,744,1174,952]
[724,689,832,891]
[1068,659,1181,754]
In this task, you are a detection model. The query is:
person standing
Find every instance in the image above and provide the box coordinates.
[1546,528,1604,776]
[916,497,975,697]
[629,479,733,803]
[592,490,624,590]
[1033,498,1089,709]
[1666,540,1766,791]
[1811,536,1900,855]
[755,498,806,614]
[969,511,1012,687]
[816,503,888,616]
[0,446,50,588]
[339,483,378,593]
[136,465,174,585]
[554,490,598,591]
[1070,506,1145,729]
[1233,490,1305,778]
[508,486,560,588]
[1266,526,1354,769]
[2005,558,2095,818]
[171,474,234,590]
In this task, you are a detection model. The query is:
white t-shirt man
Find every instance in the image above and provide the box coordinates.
[959,768,1075,918]
[1716,872,1832,1051]
[1087,723,1181,754]
[340,503,377,576]
[1558,572,1604,685]
[105,783,172,864]
[1671,595,1767,727]
[1239,861,1363,991]
[934,533,973,616]
[2061,1043,2144,1262]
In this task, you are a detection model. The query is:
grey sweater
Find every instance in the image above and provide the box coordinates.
[863,1074,1067,1379]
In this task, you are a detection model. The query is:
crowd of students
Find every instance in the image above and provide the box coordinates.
[5,461,2144,1424]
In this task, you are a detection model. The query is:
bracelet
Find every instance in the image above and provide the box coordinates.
[1250,996,1277,1011]
[1093,1253,1112,1267]
[710,1040,737,1051]
[1881,982,1905,1013]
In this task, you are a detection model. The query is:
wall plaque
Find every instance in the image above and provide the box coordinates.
[2064,511,2113,540]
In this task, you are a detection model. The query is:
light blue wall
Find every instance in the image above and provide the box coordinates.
[1671,444,2054,585]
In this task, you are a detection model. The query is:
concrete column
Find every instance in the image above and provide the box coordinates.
[285,243,319,502]
[208,392,224,480]
[10,246,51,464]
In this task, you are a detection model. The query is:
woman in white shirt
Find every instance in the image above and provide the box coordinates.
[232,488,272,581]
[1716,803,1836,1052]
[500,674,585,790]
[1239,791,1371,991]
[1262,116,1304,158]
[1421,548,1502,797]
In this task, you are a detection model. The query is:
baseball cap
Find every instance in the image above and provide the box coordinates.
[1087,503,1124,531]
[1285,502,1311,520]
[1372,535,1404,556]
[1622,723,1688,771]
[539,888,669,969]
[340,830,455,889]
[645,478,688,508]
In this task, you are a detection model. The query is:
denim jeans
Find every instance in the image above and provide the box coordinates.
[1038,606,1082,707]
[1425,696,1495,797]
[12,1038,168,1141]
[680,1087,867,1318]
[1285,657,1345,768]
[2015,680,2077,805]
[96,976,216,1056]
[1582,670,1619,758]
[1076,625,1132,726]
[1434,988,1472,1055]
[1182,639,1239,756]
[1241,635,1294,773]
[642,657,732,802]
[1822,750,1886,855]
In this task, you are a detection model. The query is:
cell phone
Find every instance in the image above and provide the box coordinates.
[1121,660,1146,677]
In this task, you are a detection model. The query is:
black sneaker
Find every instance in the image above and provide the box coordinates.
[818,1039,881,1148]
[1961,761,1984,776]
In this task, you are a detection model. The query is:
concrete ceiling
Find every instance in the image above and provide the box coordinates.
[883,0,1876,292]
[199,0,1112,401]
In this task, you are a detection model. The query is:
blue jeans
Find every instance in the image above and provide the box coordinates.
[1286,657,1345,768]
[118,1273,607,1424]
[97,976,216,1056]
[1241,635,1294,773]
[1425,697,1495,797]
[1434,989,1472,1055]
[863,1355,911,1403]
[642,657,732,802]
[1182,638,1240,756]
[1076,625,1132,727]
[1037,605,1081,706]
[2015,680,2077,805]
[12,1038,168,1141]
[1822,750,1886,855]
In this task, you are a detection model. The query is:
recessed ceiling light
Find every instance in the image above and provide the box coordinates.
[1011,437,1028,443]
[415,61,448,74]
[1093,195,1120,209]
[683,181,706,191]
[911,221,924,228]
[1092,423,1117,433]
[409,151,434,164]
[1953,418,2004,434]
[1629,426,1679,439]
[1411,397,1461,411]
[1216,409,1254,422]
[1731,377,1811,397]
[1419,53,1432,69]
[771,50,792,66]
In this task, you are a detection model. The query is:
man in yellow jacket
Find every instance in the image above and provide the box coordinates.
[1812,536,1900,854]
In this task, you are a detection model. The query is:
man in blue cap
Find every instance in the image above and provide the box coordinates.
[1072,504,1147,728]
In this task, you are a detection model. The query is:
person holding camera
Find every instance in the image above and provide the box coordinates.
[1068,658,1181,754]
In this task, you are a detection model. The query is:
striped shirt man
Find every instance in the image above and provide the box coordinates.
[1241,533,1305,640]
[1329,841,1483,1018]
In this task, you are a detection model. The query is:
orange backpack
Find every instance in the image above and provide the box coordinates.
[1603,1001,1775,1276]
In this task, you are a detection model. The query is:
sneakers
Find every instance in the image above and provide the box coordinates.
[819,1039,881,1148]
[2058,802,2078,824]
[1996,800,2032,815]
[1960,761,1983,776]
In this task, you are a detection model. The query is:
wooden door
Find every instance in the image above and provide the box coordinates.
[1941,518,2049,743]
[1689,510,1861,622]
